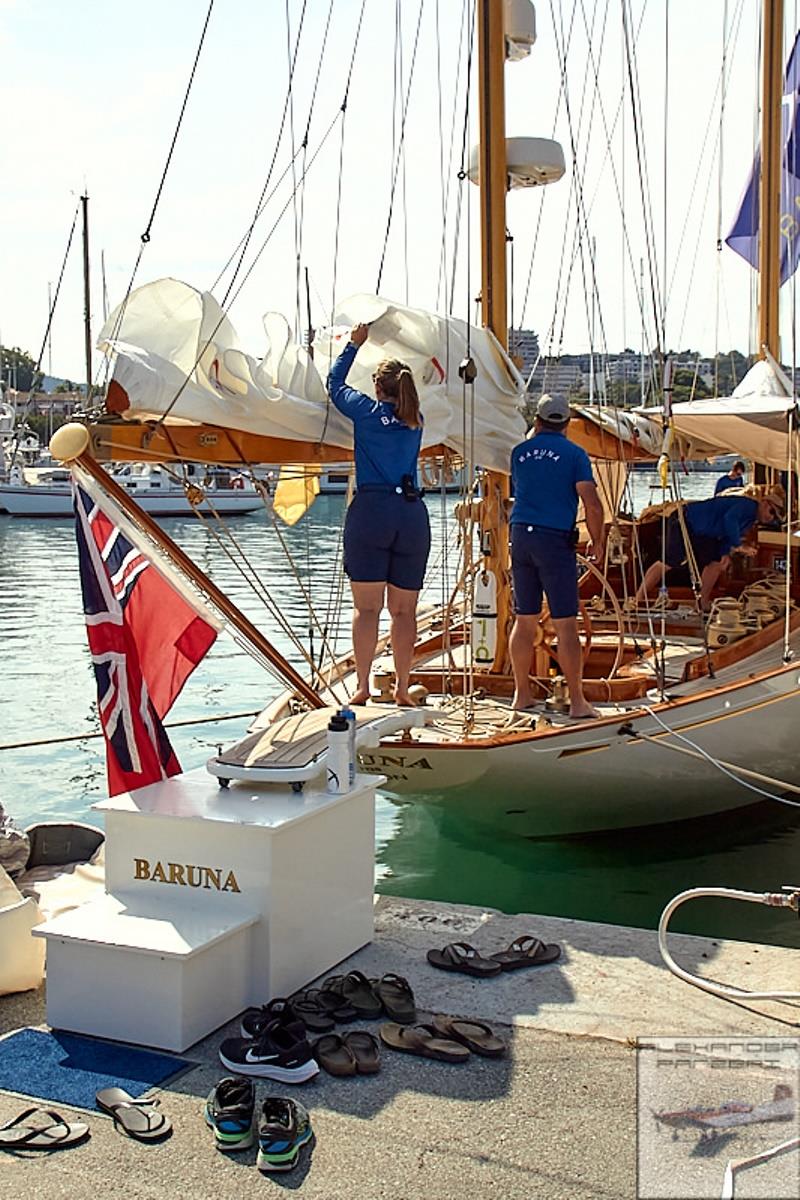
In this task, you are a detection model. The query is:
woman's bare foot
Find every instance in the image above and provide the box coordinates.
[350,689,371,706]
[512,693,536,711]
[569,703,601,720]
[393,691,417,707]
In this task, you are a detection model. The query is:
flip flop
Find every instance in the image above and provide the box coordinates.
[426,942,502,977]
[431,1014,507,1058]
[343,1030,381,1074]
[489,935,561,971]
[285,993,336,1033]
[370,973,416,1024]
[311,1034,358,1077]
[323,971,382,1018]
[379,1022,470,1063]
[95,1088,172,1141]
[0,1107,90,1150]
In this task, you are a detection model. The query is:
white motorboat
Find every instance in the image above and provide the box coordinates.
[0,460,266,517]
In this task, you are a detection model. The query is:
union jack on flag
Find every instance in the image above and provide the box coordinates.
[74,482,218,796]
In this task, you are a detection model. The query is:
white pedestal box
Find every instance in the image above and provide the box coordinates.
[35,769,381,1051]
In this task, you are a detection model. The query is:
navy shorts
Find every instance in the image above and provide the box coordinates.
[664,513,723,571]
[511,524,579,619]
[344,490,431,591]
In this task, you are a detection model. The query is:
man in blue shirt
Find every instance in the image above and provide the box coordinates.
[713,460,746,496]
[635,490,784,609]
[509,394,606,718]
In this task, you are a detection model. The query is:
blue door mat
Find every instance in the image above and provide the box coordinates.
[0,1029,194,1112]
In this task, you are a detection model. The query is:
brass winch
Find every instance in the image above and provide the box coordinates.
[707,598,750,647]
[544,674,571,713]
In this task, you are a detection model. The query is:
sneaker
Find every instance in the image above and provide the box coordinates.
[256,1097,313,1173]
[240,997,306,1040]
[218,1020,320,1083]
[204,1077,255,1151]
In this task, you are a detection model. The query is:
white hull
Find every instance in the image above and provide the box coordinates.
[0,483,263,517]
[356,662,800,836]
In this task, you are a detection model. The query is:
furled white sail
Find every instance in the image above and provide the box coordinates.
[98,280,527,473]
[670,357,800,471]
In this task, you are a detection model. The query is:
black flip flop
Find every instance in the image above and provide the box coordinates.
[431,1014,507,1058]
[312,1034,358,1077]
[489,935,561,971]
[0,1107,90,1150]
[426,942,502,977]
[371,973,416,1024]
[343,1030,381,1074]
[287,992,336,1033]
[95,1088,172,1141]
[379,1022,470,1063]
[323,971,382,1018]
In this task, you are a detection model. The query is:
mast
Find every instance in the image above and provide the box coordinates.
[758,0,784,359]
[477,0,511,670]
[81,194,93,400]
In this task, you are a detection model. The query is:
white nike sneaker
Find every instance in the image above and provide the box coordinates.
[218,1020,319,1083]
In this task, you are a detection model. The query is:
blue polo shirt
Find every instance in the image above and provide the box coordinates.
[714,472,744,496]
[686,495,759,556]
[327,342,422,488]
[510,431,595,530]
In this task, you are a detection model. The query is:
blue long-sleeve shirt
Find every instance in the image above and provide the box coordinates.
[686,495,759,556]
[327,341,422,489]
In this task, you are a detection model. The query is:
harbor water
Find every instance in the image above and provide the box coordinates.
[1,471,798,949]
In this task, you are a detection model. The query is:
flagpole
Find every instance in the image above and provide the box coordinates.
[50,423,326,710]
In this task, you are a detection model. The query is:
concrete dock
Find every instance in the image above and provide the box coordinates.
[1,895,798,1199]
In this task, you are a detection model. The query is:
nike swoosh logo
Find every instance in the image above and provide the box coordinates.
[245,1048,280,1063]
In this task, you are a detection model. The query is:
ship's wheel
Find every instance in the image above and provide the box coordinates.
[534,556,625,679]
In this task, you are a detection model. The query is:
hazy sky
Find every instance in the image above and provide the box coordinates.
[0,0,792,382]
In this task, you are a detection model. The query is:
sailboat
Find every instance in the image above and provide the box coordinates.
[48,0,800,836]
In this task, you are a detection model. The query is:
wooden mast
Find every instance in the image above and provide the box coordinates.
[758,0,784,360]
[754,0,784,493]
[477,0,512,670]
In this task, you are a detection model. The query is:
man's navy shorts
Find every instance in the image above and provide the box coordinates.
[344,490,431,591]
[511,524,579,618]
[664,513,723,571]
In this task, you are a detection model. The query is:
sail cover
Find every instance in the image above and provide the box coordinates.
[669,359,800,471]
[98,279,527,473]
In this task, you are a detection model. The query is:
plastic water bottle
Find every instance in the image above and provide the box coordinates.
[326,712,351,794]
[340,706,357,785]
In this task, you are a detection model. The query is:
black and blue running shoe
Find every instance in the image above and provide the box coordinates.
[204,1077,255,1151]
[256,1097,313,1172]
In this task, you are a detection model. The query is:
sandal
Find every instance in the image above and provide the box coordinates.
[431,1014,506,1058]
[285,991,336,1032]
[489,935,561,971]
[379,1022,469,1063]
[95,1088,172,1141]
[312,1034,358,1077]
[0,1107,90,1150]
[343,1031,381,1074]
[426,942,502,978]
[371,973,416,1024]
[323,971,382,1019]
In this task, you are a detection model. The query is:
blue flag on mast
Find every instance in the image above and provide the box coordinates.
[726,31,800,284]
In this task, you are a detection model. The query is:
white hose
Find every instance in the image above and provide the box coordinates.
[658,886,800,1001]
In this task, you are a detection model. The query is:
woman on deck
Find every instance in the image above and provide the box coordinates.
[327,322,431,707]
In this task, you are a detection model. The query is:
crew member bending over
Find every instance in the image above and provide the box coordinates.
[634,491,783,609]
[509,394,606,719]
[328,322,430,707]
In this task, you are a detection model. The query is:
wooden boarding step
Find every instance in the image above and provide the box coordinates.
[206,704,428,786]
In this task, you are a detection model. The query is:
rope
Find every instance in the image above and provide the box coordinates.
[0,709,262,753]
[629,704,800,809]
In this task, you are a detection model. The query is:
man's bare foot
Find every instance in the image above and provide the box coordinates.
[350,689,370,705]
[569,704,601,720]
[393,691,417,707]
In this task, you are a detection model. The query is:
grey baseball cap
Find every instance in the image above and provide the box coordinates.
[536,393,571,424]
